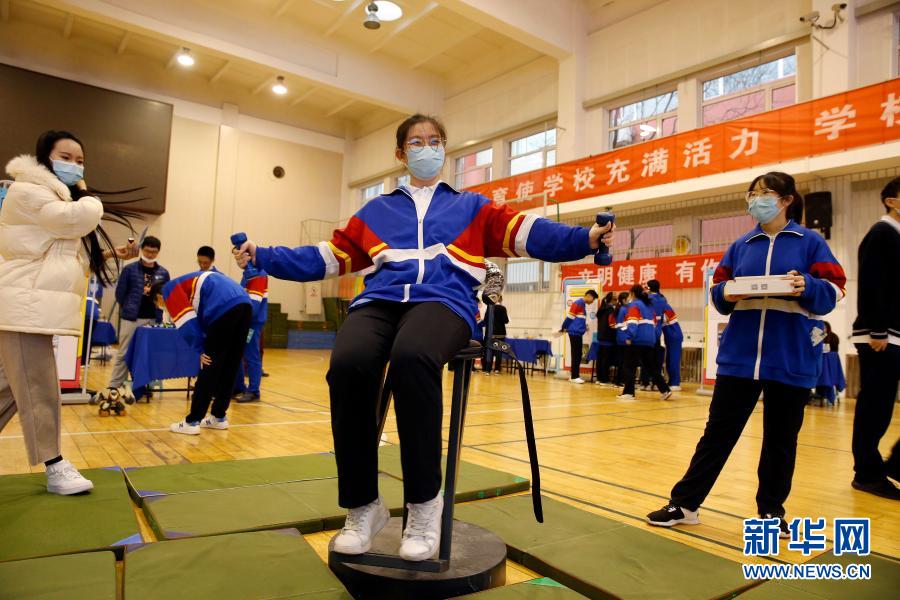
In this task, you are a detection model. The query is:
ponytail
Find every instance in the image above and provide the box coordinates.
[630,284,651,306]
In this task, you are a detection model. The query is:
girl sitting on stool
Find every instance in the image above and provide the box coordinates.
[234,114,614,562]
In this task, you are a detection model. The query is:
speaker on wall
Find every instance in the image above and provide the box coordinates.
[805,191,833,233]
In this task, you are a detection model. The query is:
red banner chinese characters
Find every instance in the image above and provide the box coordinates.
[560,252,725,290]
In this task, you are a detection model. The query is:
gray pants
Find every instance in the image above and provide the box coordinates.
[108,318,154,388]
[0,331,61,465]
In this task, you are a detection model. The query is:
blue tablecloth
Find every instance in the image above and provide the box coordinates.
[125,326,200,390]
[818,352,846,391]
[506,338,552,364]
[89,321,117,346]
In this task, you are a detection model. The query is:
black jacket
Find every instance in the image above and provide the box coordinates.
[852,217,900,345]
[480,304,509,337]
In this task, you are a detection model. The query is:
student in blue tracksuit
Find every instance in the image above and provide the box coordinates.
[149,272,251,435]
[648,280,684,391]
[647,172,846,535]
[234,270,269,403]
[593,293,617,385]
[612,291,630,386]
[560,290,598,384]
[617,285,672,401]
[233,114,615,562]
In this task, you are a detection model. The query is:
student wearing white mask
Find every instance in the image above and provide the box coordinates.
[0,130,134,494]
[234,113,615,562]
[96,235,169,403]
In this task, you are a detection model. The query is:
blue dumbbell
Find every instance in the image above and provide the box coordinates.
[231,232,260,277]
[594,212,615,266]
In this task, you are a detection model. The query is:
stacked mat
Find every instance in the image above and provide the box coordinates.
[0,467,140,563]
[124,448,529,540]
[0,551,117,600]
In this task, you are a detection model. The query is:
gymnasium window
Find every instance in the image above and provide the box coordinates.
[701,54,796,126]
[608,91,678,150]
[454,147,493,188]
[396,173,410,189]
[509,129,557,176]
[610,225,674,260]
[700,214,755,253]
[360,181,384,206]
[505,258,552,292]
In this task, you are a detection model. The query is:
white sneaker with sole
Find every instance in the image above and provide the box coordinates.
[170,420,201,435]
[616,393,635,400]
[646,504,700,527]
[570,378,585,384]
[669,385,682,392]
[46,460,94,495]
[660,391,674,401]
[199,416,229,430]
[333,496,390,555]
[399,493,443,561]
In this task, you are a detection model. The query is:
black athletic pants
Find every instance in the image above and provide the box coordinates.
[596,344,614,383]
[622,345,670,396]
[852,344,900,483]
[484,335,505,372]
[670,375,808,516]
[327,301,470,509]
[186,304,252,423]
[569,334,583,380]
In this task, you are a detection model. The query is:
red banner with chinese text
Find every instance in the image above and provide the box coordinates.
[561,252,725,290]
[469,78,900,208]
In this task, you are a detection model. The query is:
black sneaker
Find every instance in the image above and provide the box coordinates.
[762,513,790,538]
[647,503,700,527]
[852,478,900,500]
[236,392,260,403]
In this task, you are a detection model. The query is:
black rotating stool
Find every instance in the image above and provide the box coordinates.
[328,339,508,599]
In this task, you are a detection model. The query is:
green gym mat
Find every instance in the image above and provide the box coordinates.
[455,495,756,600]
[0,467,141,563]
[124,452,338,504]
[0,551,116,600]
[142,474,405,540]
[738,552,900,599]
[378,444,530,501]
[124,529,352,599]
[460,578,588,598]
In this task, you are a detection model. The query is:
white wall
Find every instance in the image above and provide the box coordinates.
[856,9,899,86]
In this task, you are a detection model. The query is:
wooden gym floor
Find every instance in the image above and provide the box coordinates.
[1,348,897,574]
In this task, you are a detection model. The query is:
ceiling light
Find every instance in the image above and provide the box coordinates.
[272,76,288,95]
[176,48,195,67]
[373,1,402,21]
[364,3,380,29]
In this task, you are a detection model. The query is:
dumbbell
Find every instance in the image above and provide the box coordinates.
[594,212,615,266]
[231,232,260,277]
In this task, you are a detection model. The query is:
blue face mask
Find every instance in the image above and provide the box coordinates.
[405,146,445,181]
[748,194,783,224]
[52,160,84,187]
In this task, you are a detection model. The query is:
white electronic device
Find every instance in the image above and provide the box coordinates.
[723,275,796,297]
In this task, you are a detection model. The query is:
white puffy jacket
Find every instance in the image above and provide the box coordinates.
[0,155,103,336]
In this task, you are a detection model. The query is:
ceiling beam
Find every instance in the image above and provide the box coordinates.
[324,0,365,37]
[326,98,355,117]
[62,14,74,38]
[116,31,130,54]
[369,1,438,53]
[209,60,230,84]
[1,0,10,22]
[290,86,318,106]
[272,0,295,18]
[252,75,274,95]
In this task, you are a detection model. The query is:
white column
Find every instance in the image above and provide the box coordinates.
[810,1,857,98]
[555,9,589,162]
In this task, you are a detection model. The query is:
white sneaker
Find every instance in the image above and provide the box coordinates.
[616,393,635,400]
[170,420,201,435]
[660,391,674,401]
[118,384,135,403]
[570,378,585,384]
[639,384,652,392]
[333,496,390,555]
[199,416,229,430]
[399,493,443,561]
[670,385,682,392]
[46,460,94,495]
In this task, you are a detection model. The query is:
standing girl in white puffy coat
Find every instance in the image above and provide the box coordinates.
[0,130,133,495]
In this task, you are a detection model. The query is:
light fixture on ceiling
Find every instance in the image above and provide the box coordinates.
[272,76,288,95]
[364,3,380,29]
[176,48,195,67]
[374,1,402,21]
